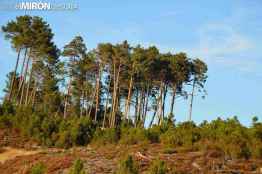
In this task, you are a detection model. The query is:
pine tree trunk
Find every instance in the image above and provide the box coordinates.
[25,64,33,105]
[136,91,142,126]
[8,48,21,101]
[102,91,109,128]
[111,63,120,128]
[18,48,27,88]
[149,103,157,127]
[94,66,101,122]
[28,81,36,106]
[141,89,146,119]
[142,87,150,126]
[124,74,133,120]
[134,90,139,125]
[80,90,84,117]
[88,87,96,118]
[64,78,72,119]
[16,48,27,102]
[85,90,89,117]
[110,61,116,127]
[31,82,37,107]
[188,79,196,121]
[19,52,30,106]
[162,85,167,119]
[102,76,111,128]
[170,86,176,117]
[157,82,164,125]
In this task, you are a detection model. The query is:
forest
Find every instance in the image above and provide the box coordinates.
[1,15,208,127]
[0,15,261,174]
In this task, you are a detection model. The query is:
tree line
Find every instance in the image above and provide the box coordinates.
[1,15,207,128]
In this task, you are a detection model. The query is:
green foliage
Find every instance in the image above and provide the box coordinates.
[0,101,15,115]
[70,117,95,145]
[0,114,13,128]
[199,117,252,159]
[147,159,167,174]
[146,125,164,143]
[30,163,46,174]
[92,128,119,145]
[69,159,86,174]
[54,117,95,148]
[116,155,138,174]
[0,107,96,148]
[0,101,261,161]
[120,127,148,145]
[160,121,200,148]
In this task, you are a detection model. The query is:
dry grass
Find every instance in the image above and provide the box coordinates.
[0,147,40,163]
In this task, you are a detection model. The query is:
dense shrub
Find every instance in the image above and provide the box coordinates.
[0,114,13,128]
[30,163,46,174]
[92,128,119,145]
[160,122,200,148]
[147,159,167,174]
[199,117,252,159]
[69,159,86,174]
[120,127,148,145]
[70,117,95,146]
[146,125,163,143]
[0,107,97,148]
[55,117,95,148]
[0,101,15,115]
[0,105,261,160]
[116,155,138,174]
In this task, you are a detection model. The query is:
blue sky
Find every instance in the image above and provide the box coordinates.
[0,0,261,125]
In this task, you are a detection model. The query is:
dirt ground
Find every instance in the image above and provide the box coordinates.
[0,144,261,174]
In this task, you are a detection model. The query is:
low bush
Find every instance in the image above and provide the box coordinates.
[0,104,261,161]
[146,125,163,143]
[30,163,46,174]
[69,159,86,174]
[92,128,119,145]
[116,155,138,174]
[147,158,167,174]
[120,127,148,145]
[160,122,200,148]
[70,117,95,146]
[0,114,13,128]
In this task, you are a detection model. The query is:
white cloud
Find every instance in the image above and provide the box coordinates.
[186,22,262,76]
[194,23,253,60]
